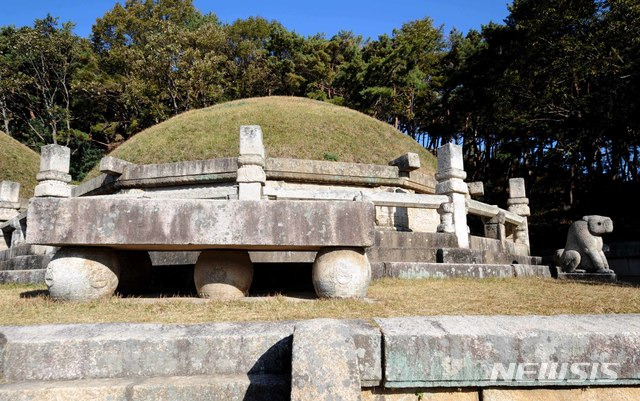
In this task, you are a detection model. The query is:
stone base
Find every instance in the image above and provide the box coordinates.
[557,271,617,282]
[45,247,120,301]
[312,248,371,298]
[194,250,253,299]
[34,180,71,198]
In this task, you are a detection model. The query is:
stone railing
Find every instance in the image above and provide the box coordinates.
[20,126,531,254]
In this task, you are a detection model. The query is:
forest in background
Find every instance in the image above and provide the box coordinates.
[1,0,638,249]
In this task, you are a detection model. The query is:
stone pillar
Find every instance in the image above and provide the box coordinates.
[507,178,531,251]
[0,181,20,223]
[237,125,266,200]
[34,144,71,198]
[484,211,506,242]
[435,143,469,248]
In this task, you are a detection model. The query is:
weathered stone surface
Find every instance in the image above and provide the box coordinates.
[0,208,18,222]
[367,248,437,263]
[27,199,375,250]
[374,231,457,249]
[239,125,265,158]
[384,262,519,279]
[556,215,614,273]
[0,269,45,284]
[467,181,484,197]
[0,244,56,261]
[389,153,421,172]
[266,158,403,188]
[116,250,153,295]
[71,174,118,197]
[0,373,290,401]
[291,319,362,401]
[557,271,616,282]
[249,251,316,264]
[45,247,120,301]
[349,320,383,386]
[362,388,479,401]
[34,180,71,198]
[377,314,640,388]
[0,254,52,271]
[99,156,134,176]
[436,248,483,264]
[194,250,253,299]
[117,158,238,187]
[0,321,294,382]
[39,144,70,174]
[149,251,200,266]
[508,178,527,199]
[312,248,371,298]
[482,387,640,401]
[36,170,72,183]
[435,144,468,249]
[0,181,20,203]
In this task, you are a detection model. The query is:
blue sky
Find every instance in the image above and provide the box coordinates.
[0,0,511,39]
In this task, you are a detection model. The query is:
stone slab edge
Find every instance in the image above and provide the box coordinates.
[26,198,375,249]
[291,319,363,401]
[0,319,381,386]
[376,314,640,388]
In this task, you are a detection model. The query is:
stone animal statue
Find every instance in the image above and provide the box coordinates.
[555,215,613,273]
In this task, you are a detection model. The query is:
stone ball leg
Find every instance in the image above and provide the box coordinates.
[194,250,253,299]
[116,251,154,296]
[312,248,371,299]
[45,247,120,302]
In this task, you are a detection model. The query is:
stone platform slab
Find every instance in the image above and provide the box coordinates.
[0,269,45,284]
[0,373,289,401]
[27,198,375,250]
[0,320,381,386]
[376,314,640,388]
[383,262,551,279]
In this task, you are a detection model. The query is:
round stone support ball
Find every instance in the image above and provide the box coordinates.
[312,248,371,298]
[194,250,253,299]
[45,247,120,302]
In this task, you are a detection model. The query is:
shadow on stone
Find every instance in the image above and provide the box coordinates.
[243,336,293,401]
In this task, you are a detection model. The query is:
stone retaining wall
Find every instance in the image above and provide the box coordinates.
[1,315,639,400]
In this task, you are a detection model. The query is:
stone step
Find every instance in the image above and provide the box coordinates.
[0,373,289,401]
[0,244,56,262]
[436,248,484,264]
[374,231,457,249]
[0,269,45,284]
[384,262,551,279]
[0,254,52,271]
[0,322,294,383]
[366,247,437,263]
[0,320,382,386]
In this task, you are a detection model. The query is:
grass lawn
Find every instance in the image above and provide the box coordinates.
[0,131,39,198]
[1,277,639,326]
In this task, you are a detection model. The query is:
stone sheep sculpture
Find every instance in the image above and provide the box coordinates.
[555,215,614,273]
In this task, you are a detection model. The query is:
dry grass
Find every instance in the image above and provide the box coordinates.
[0,131,39,198]
[1,277,639,326]
[87,96,436,178]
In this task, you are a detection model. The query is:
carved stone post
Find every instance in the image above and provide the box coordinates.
[0,181,20,223]
[508,178,530,251]
[237,125,266,200]
[435,143,469,248]
[34,144,71,198]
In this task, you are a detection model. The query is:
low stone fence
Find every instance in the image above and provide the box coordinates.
[1,314,639,400]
